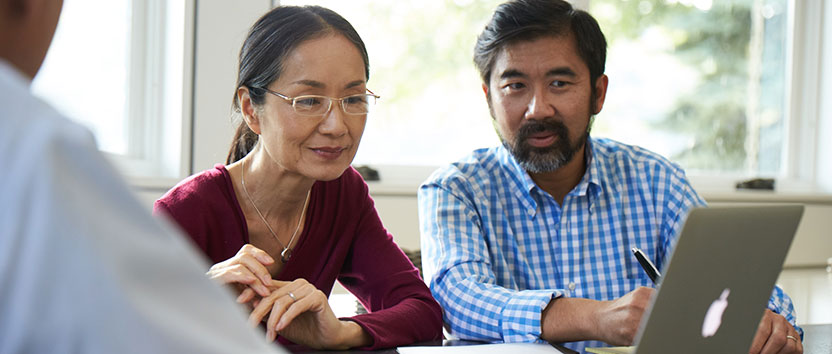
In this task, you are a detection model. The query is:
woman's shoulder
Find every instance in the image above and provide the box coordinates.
[310,166,372,217]
[155,164,236,215]
[317,166,368,195]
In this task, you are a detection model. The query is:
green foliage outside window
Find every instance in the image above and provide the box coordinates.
[592,0,787,174]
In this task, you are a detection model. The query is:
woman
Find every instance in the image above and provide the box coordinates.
[154,5,442,350]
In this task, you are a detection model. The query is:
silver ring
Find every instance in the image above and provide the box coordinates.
[287,292,297,301]
[786,335,798,342]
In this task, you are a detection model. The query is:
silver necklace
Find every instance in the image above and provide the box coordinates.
[240,159,310,263]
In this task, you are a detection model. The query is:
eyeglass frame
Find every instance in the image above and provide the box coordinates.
[252,86,380,116]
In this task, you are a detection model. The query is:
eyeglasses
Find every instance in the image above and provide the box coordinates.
[255,87,380,116]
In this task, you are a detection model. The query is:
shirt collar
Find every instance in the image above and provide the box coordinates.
[573,138,603,199]
[496,138,604,215]
[496,145,541,216]
[0,59,32,90]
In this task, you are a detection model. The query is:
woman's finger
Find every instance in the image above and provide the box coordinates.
[249,282,301,327]
[236,287,256,304]
[266,293,297,341]
[221,265,271,297]
[275,286,323,331]
[237,253,274,289]
[268,279,291,290]
[242,244,275,266]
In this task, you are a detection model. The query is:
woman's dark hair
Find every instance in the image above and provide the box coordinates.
[226,6,370,164]
[473,0,606,94]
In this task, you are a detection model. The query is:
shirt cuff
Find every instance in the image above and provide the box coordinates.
[501,289,564,342]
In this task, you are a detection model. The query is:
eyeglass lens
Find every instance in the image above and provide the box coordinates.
[293,94,376,115]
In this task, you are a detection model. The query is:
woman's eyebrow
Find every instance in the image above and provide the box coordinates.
[291,79,325,88]
[345,80,365,89]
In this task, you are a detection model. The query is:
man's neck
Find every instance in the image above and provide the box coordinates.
[528,144,587,206]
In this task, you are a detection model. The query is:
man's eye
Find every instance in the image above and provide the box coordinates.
[551,80,568,88]
[505,82,525,90]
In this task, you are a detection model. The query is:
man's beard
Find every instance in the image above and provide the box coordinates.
[502,118,589,173]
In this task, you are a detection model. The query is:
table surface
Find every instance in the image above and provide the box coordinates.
[803,323,832,354]
[290,323,832,354]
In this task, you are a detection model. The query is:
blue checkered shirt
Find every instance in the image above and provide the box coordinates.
[418,138,801,351]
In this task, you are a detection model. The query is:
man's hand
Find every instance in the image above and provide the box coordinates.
[747,309,802,354]
[541,287,654,345]
[594,287,654,345]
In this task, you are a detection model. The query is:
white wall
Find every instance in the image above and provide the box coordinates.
[191,1,272,173]
[818,1,832,192]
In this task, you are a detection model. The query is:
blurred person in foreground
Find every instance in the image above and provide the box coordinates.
[0,0,287,353]
[418,1,803,353]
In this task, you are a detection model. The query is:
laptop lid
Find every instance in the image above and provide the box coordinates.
[633,205,804,354]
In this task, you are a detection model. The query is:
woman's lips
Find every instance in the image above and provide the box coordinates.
[310,146,347,160]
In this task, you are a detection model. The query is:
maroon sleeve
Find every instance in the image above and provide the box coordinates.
[153,190,211,255]
[336,170,443,349]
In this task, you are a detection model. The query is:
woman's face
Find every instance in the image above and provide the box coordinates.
[253,34,368,181]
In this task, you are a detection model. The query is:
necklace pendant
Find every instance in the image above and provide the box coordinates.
[280,248,293,263]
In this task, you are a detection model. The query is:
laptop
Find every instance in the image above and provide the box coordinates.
[587,205,804,354]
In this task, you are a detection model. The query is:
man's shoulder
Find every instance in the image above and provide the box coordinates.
[423,147,506,188]
[0,73,99,185]
[0,72,93,157]
[592,138,686,175]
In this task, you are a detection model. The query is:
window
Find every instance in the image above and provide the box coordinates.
[281,0,823,190]
[590,0,789,177]
[32,0,132,155]
[32,0,191,180]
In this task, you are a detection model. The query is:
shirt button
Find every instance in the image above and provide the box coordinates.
[568,282,576,291]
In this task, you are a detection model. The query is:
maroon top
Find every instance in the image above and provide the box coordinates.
[154,165,442,349]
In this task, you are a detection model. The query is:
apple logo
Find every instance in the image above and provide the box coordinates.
[702,288,731,338]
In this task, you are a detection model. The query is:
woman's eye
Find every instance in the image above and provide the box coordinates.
[344,95,368,105]
[295,97,323,107]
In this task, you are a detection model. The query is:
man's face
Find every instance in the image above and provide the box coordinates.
[485,34,606,173]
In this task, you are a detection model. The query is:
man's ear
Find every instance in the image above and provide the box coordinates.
[592,74,609,115]
[237,86,261,135]
[483,82,495,113]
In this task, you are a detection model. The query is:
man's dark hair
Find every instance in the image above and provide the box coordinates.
[226,5,370,164]
[474,0,606,90]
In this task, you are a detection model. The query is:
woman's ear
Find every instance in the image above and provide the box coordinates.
[237,86,261,135]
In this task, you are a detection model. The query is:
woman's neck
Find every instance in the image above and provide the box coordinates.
[229,149,315,219]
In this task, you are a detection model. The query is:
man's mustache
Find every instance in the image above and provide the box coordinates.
[516,119,569,144]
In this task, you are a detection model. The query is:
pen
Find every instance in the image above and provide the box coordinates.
[631,247,661,284]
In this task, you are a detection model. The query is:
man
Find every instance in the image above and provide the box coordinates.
[418,1,803,353]
[0,0,284,352]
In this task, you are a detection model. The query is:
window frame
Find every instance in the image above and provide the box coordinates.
[111,0,195,186]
